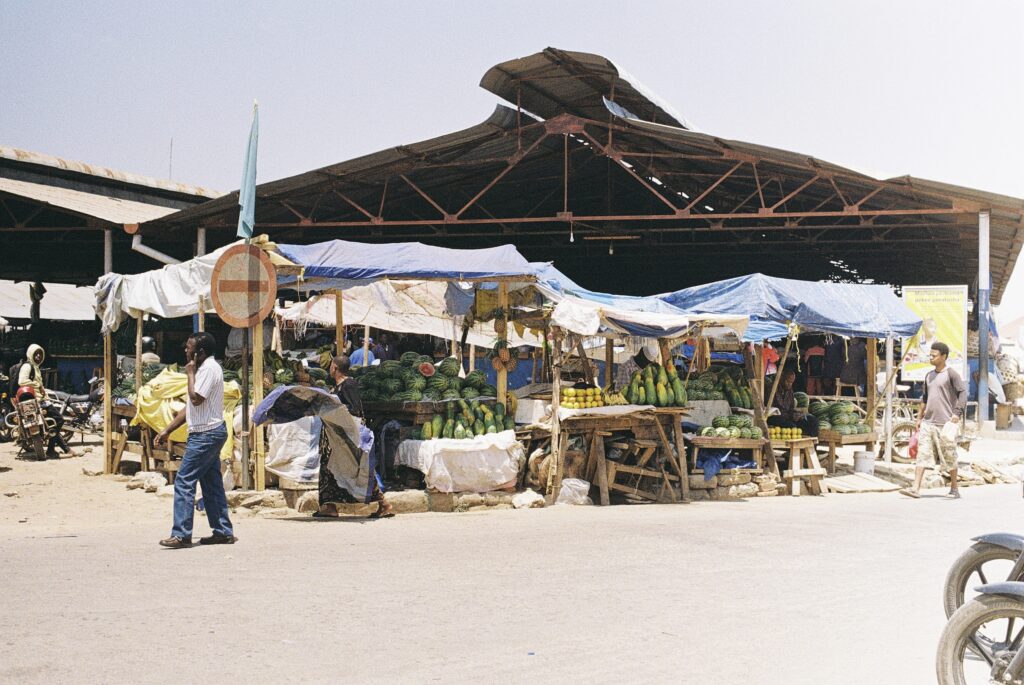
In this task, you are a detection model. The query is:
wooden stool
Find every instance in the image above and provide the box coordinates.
[834,379,861,400]
[780,437,827,496]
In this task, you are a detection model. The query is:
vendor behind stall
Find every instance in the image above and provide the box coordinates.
[767,368,819,437]
[615,343,658,388]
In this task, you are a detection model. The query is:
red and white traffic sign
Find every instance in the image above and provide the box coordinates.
[210,244,278,329]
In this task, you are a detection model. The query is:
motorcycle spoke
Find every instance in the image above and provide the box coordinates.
[1007,617,1016,646]
[978,567,989,585]
[968,633,996,666]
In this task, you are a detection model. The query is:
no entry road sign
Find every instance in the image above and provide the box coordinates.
[210,244,278,328]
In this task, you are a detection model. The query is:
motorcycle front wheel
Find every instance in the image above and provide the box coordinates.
[30,435,46,461]
[937,594,1024,684]
[944,542,1021,618]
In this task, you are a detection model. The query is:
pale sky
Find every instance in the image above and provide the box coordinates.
[2,1,1022,310]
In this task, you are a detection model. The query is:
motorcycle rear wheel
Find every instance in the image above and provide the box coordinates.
[937,594,1024,684]
[30,435,46,461]
[944,542,1021,619]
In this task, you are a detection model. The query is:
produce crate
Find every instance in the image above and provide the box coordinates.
[817,430,878,445]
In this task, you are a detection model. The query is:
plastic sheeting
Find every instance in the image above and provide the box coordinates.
[395,430,524,493]
[275,285,542,349]
[265,416,321,483]
[276,240,535,287]
[131,368,241,461]
[660,273,922,341]
[254,385,376,504]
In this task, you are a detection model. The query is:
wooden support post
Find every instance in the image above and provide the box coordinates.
[468,344,476,374]
[658,338,672,370]
[240,328,251,490]
[134,314,144,393]
[671,416,691,501]
[497,283,509,402]
[103,332,114,473]
[765,331,795,413]
[866,337,878,431]
[545,329,563,503]
[197,297,205,332]
[744,344,776,476]
[334,290,344,354]
[575,339,596,386]
[362,325,371,364]
[594,432,610,505]
[253,319,265,491]
[604,339,614,388]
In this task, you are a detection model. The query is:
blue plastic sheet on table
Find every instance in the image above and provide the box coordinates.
[696,449,757,480]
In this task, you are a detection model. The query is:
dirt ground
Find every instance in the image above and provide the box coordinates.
[1,436,1021,684]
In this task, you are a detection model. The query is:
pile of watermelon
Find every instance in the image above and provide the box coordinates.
[809,400,871,435]
[356,355,498,403]
[698,414,763,439]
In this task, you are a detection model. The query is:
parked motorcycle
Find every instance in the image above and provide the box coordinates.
[51,377,104,441]
[0,373,12,442]
[4,386,58,460]
[943,533,1024,619]
[936,580,1024,684]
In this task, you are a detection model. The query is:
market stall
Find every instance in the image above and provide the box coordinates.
[661,273,922,481]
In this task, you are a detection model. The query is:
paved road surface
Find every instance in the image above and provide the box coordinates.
[0,443,1018,684]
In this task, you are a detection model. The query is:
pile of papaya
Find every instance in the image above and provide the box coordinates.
[418,398,515,440]
[623,362,688,408]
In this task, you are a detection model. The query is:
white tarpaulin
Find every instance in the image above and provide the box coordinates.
[265,417,321,483]
[549,294,748,340]
[93,238,297,334]
[276,287,541,348]
[396,430,524,493]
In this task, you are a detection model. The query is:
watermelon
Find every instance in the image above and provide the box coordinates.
[400,351,421,367]
[418,362,436,378]
[438,357,461,377]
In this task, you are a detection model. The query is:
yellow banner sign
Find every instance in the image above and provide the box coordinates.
[901,285,968,382]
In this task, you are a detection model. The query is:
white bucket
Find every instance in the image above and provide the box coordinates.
[853,450,875,475]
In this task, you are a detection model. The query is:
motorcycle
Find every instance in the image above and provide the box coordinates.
[50,377,104,441]
[4,387,58,460]
[937,531,1024,683]
[0,373,12,442]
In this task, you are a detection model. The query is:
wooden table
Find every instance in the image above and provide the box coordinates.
[816,431,878,473]
[689,436,769,472]
[525,410,690,505]
[771,437,825,496]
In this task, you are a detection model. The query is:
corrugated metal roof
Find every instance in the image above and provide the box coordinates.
[0,280,95,321]
[480,47,693,130]
[0,177,180,224]
[0,146,223,199]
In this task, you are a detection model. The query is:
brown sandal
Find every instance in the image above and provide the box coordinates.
[369,502,395,519]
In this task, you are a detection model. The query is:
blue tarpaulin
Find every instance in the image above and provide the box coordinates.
[660,273,921,341]
[276,240,534,289]
[531,262,748,339]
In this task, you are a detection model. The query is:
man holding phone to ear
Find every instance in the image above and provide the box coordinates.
[155,332,235,548]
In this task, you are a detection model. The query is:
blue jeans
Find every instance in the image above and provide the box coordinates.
[171,424,232,540]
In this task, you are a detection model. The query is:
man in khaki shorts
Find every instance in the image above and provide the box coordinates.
[901,342,967,499]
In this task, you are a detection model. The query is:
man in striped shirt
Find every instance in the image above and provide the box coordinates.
[155,332,235,548]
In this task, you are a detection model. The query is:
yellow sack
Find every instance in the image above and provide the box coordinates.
[132,368,241,461]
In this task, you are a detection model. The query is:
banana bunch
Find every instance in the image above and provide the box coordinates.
[602,386,628,406]
[505,391,518,415]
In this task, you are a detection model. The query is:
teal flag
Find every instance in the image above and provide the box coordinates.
[236,102,259,240]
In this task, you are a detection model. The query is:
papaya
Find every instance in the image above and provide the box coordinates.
[474,420,486,437]
[637,386,646,404]
[485,423,497,434]
[421,421,433,440]
[628,379,639,404]
[504,416,515,431]
[442,419,454,439]
[495,402,506,417]
[667,363,678,380]
[431,415,443,439]
[664,383,675,406]
[656,382,669,407]
[657,365,669,386]
[672,378,687,406]
[645,378,657,407]
[453,421,467,440]
[446,402,455,421]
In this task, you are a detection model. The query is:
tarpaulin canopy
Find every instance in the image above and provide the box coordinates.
[531,263,748,340]
[93,237,298,334]
[276,285,541,348]
[276,240,536,290]
[660,273,922,341]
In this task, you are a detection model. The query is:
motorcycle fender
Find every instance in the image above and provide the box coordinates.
[972,533,1024,553]
[975,581,1024,600]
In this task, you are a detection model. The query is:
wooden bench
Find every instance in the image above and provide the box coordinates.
[773,437,826,496]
